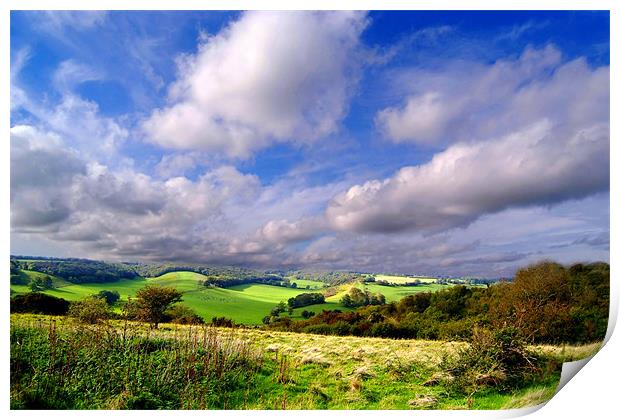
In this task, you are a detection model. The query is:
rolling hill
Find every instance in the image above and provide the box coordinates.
[10,269,453,325]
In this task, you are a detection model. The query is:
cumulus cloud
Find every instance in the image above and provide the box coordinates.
[46,95,128,156]
[155,153,200,178]
[375,46,608,146]
[10,123,271,263]
[143,11,368,158]
[259,217,327,244]
[315,47,610,236]
[10,125,87,229]
[326,119,609,234]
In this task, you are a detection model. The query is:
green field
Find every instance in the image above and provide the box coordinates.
[288,278,325,289]
[10,314,601,409]
[11,270,452,325]
[374,274,438,284]
[362,282,447,300]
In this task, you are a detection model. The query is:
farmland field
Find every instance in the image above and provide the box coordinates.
[374,274,438,284]
[287,278,325,289]
[10,270,453,325]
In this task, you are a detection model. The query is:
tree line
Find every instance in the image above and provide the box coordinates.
[265,261,609,344]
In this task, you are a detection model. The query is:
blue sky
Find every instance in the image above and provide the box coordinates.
[10,11,610,277]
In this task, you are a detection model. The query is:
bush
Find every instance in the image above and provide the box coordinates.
[69,297,112,324]
[211,317,237,328]
[10,293,70,315]
[164,305,204,325]
[439,327,543,395]
[301,310,315,319]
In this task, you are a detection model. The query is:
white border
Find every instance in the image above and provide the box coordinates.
[2,1,617,419]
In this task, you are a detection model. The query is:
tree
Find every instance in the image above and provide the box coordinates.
[29,275,53,292]
[69,296,112,324]
[133,285,183,328]
[94,290,121,305]
[487,261,571,341]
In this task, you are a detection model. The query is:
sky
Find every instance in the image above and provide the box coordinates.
[9,10,610,277]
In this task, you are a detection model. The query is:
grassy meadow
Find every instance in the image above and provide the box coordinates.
[10,270,451,325]
[10,313,598,410]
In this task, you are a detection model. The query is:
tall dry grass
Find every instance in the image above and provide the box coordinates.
[11,317,262,409]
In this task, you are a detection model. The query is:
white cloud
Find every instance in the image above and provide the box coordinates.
[11,123,269,262]
[53,60,101,92]
[143,11,368,158]
[259,217,327,244]
[10,125,86,229]
[10,47,32,111]
[35,11,108,32]
[326,119,609,234]
[375,45,608,146]
[154,153,200,178]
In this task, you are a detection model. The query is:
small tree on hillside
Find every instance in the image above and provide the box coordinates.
[133,285,183,329]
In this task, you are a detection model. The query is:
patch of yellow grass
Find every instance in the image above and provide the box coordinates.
[530,342,602,362]
[502,387,553,409]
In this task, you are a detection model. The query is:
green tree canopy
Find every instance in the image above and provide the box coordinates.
[133,285,183,328]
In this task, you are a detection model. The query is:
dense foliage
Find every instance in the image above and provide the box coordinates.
[68,297,113,324]
[10,257,370,290]
[267,262,609,344]
[287,293,325,309]
[10,293,70,315]
[94,290,121,305]
[12,258,137,283]
[123,285,183,328]
[340,287,386,308]
[130,262,266,279]
[202,275,287,288]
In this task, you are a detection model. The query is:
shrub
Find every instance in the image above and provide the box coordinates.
[165,305,204,325]
[69,296,112,324]
[210,317,236,328]
[439,327,543,395]
[301,310,315,319]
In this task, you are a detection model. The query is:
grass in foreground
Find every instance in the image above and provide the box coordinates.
[10,314,600,410]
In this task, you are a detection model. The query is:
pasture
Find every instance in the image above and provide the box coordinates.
[374,274,438,284]
[11,270,451,325]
